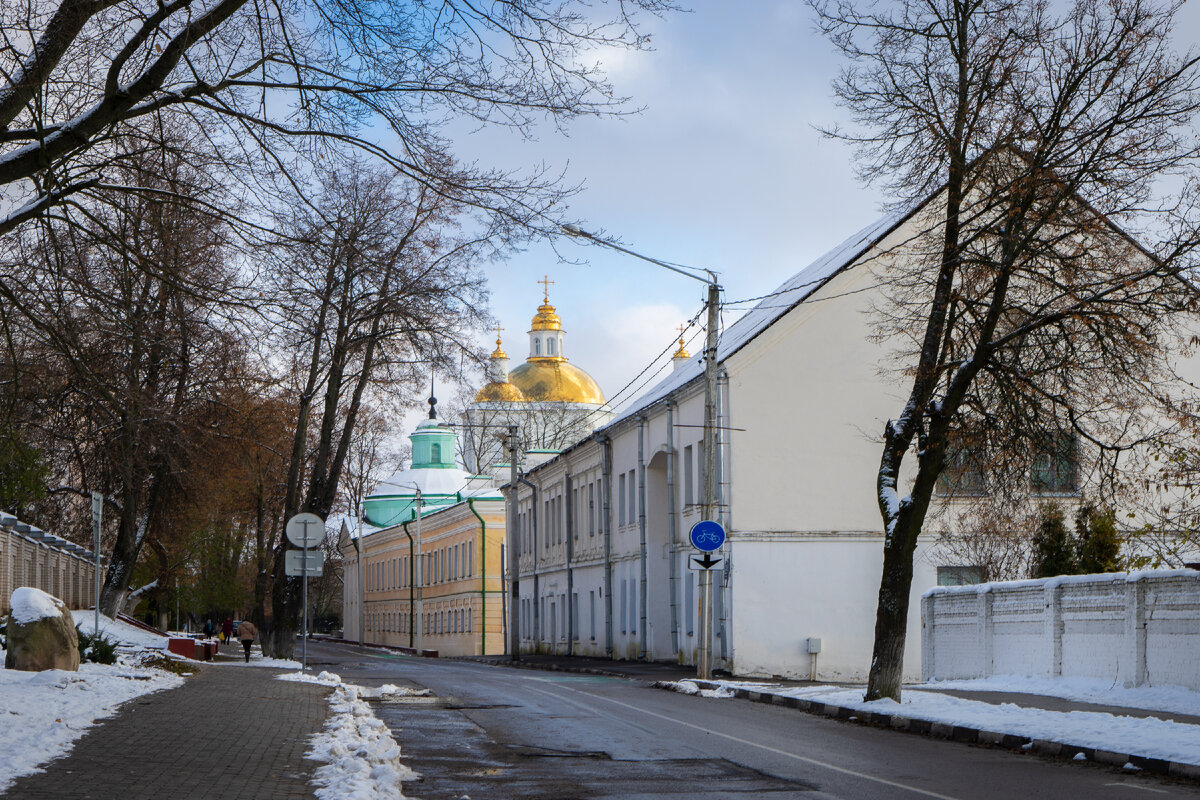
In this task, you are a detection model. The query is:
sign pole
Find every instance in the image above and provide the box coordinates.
[302,533,309,672]
[91,491,102,635]
[688,519,725,681]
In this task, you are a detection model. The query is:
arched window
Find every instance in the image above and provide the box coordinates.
[534,338,541,355]
[548,337,556,355]
[431,442,441,462]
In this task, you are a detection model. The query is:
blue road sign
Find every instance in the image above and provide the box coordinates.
[689,520,726,552]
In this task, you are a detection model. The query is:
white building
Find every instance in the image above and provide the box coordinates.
[511,201,1198,681]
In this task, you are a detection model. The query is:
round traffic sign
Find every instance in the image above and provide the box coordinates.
[286,512,325,547]
[689,520,726,552]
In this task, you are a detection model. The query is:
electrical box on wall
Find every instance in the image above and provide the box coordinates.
[806,637,822,654]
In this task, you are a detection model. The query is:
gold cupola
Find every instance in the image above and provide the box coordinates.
[506,277,606,405]
[473,326,527,403]
[672,325,691,371]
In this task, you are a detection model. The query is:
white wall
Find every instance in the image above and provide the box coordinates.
[923,570,1200,689]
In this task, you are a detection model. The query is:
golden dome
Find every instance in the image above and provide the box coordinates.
[473,380,526,403]
[490,338,508,359]
[530,301,562,332]
[673,326,690,359]
[508,360,605,404]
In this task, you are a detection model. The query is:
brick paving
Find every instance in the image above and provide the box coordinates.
[2,654,331,800]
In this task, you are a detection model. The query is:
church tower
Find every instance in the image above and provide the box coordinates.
[464,277,611,473]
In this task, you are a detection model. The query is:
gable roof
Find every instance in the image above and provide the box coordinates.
[606,208,912,428]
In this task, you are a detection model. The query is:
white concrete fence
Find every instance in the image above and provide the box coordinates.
[921,569,1200,690]
[0,512,100,616]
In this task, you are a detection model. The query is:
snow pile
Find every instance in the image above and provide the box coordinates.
[917,674,1200,718]
[220,655,304,669]
[71,610,167,651]
[667,680,736,699]
[10,587,63,624]
[658,678,1200,766]
[0,661,183,793]
[300,675,418,800]
[279,669,345,686]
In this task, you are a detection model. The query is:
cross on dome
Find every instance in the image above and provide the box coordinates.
[539,275,555,302]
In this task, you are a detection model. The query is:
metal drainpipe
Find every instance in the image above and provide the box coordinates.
[596,433,614,658]
[402,520,415,650]
[565,469,575,654]
[637,415,648,660]
[466,497,487,656]
[666,401,679,656]
[517,476,540,649]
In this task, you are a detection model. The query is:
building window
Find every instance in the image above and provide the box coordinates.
[1032,433,1078,494]
[431,442,441,462]
[937,433,987,496]
[629,470,637,523]
[588,483,595,536]
[589,590,596,640]
[620,579,627,634]
[618,473,626,525]
[683,445,694,506]
[937,565,984,586]
[535,338,541,356]
[548,337,556,356]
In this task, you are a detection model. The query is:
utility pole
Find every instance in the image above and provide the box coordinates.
[507,425,521,661]
[560,223,721,678]
[697,279,720,680]
[356,503,365,648]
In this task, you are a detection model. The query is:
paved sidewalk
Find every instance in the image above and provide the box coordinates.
[1,657,331,800]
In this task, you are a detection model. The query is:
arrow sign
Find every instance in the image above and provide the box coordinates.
[690,553,723,571]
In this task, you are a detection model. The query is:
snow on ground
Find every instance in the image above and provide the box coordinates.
[916,674,1200,718]
[71,610,169,651]
[279,671,419,800]
[216,654,304,669]
[663,679,1200,766]
[0,612,182,794]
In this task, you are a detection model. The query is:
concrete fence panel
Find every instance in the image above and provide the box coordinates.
[922,569,1200,690]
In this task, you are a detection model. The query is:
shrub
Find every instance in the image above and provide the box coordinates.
[76,626,118,665]
[1076,504,1122,574]
[1031,504,1076,578]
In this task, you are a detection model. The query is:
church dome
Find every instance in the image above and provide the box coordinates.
[508,359,605,404]
[474,380,527,403]
[530,300,562,331]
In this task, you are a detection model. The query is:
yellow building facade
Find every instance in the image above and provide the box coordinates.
[348,495,507,657]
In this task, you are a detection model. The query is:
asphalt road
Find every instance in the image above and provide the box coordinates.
[304,640,1200,800]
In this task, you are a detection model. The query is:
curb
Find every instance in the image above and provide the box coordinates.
[666,681,1200,781]
[445,655,688,683]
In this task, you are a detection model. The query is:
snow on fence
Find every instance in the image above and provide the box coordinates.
[0,513,100,616]
[922,569,1200,690]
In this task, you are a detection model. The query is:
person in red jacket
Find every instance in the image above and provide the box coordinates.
[220,618,233,644]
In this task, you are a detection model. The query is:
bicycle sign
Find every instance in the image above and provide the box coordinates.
[689,520,726,552]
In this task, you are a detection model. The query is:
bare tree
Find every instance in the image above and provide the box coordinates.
[0,0,676,240]
[812,0,1200,700]
[261,164,488,657]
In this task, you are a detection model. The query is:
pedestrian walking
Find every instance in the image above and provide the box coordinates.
[221,617,233,644]
[203,618,214,639]
[237,618,258,662]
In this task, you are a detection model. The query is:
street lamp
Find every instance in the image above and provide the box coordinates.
[561,224,722,680]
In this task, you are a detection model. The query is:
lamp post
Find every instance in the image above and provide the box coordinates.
[561,225,721,679]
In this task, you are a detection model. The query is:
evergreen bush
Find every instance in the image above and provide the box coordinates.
[1031,504,1076,578]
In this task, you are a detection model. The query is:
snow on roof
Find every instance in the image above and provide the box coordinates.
[608,210,908,428]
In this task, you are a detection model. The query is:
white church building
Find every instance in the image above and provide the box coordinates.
[509,199,1199,682]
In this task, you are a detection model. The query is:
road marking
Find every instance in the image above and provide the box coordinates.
[535,680,963,800]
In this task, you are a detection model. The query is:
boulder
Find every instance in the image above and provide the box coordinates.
[5,587,80,672]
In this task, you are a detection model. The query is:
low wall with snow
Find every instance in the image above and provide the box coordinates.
[1,515,99,616]
[921,570,1200,690]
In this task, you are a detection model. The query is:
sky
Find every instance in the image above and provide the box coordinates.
[427,0,1200,426]
[445,2,878,414]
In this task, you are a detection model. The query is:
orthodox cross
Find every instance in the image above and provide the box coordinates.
[539,275,555,301]
[494,323,504,345]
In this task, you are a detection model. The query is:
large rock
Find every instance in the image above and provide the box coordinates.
[5,587,80,672]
